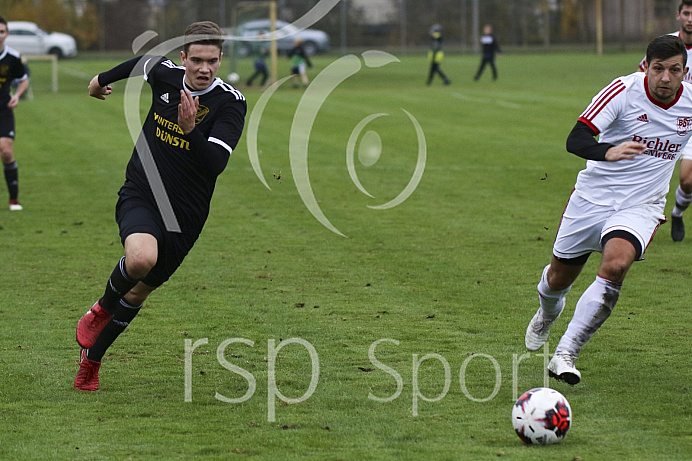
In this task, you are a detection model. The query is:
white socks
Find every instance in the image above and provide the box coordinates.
[556,275,621,357]
[672,185,692,218]
[537,264,571,319]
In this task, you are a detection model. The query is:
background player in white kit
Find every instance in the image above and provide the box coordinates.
[638,0,692,241]
[525,34,692,385]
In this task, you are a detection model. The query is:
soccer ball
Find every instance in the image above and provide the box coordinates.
[512,387,572,445]
[227,72,240,83]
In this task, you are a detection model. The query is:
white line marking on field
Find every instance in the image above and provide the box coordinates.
[452,92,522,109]
[60,66,93,80]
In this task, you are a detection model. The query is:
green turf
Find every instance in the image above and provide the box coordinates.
[0,51,691,460]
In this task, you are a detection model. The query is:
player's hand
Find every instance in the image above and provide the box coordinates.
[178,89,199,135]
[7,95,19,109]
[88,75,111,100]
[605,141,646,161]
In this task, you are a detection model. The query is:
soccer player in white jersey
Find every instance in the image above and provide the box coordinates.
[638,0,692,241]
[525,34,692,385]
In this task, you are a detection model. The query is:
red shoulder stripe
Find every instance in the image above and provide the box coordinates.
[582,79,626,121]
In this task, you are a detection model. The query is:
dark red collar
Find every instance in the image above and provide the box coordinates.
[644,75,683,109]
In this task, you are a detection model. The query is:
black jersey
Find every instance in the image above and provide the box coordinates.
[480,34,500,59]
[0,46,28,108]
[100,56,246,235]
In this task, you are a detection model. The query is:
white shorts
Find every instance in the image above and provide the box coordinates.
[292,63,306,75]
[553,193,666,261]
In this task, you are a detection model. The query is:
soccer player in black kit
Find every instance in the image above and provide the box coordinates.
[473,24,501,82]
[74,21,246,391]
[0,17,29,211]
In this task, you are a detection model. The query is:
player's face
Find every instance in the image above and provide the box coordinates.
[181,44,222,91]
[678,5,692,37]
[645,55,687,104]
[0,24,8,48]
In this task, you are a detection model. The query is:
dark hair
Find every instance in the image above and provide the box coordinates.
[646,34,687,67]
[0,16,7,27]
[183,21,224,54]
[680,0,692,13]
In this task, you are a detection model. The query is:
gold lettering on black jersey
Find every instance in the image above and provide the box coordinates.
[154,112,184,135]
[153,112,190,150]
[0,65,8,76]
[195,105,210,124]
[155,126,191,150]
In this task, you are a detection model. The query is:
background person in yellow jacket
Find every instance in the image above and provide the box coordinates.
[426,24,450,86]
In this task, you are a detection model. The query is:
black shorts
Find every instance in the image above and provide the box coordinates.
[0,110,16,139]
[115,194,199,288]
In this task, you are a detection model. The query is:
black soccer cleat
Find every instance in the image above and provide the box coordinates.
[671,215,685,242]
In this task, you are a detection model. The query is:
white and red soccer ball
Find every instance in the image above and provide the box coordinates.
[512,387,572,445]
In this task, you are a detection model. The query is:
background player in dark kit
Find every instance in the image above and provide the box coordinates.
[474,24,501,81]
[246,30,269,87]
[288,38,312,87]
[74,21,246,391]
[0,17,29,211]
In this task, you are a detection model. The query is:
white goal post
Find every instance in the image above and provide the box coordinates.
[23,54,59,96]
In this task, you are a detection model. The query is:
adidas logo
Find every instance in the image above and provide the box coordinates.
[160,92,170,103]
[637,114,649,123]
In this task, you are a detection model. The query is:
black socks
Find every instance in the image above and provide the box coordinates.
[4,161,18,200]
[100,256,139,313]
[86,299,142,362]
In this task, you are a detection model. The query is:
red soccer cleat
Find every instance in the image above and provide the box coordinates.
[74,349,101,392]
[76,301,112,349]
[9,199,22,211]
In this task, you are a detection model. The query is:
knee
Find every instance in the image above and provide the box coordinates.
[125,248,157,280]
[679,162,692,192]
[680,174,692,193]
[598,261,629,284]
[546,269,573,292]
[0,148,13,164]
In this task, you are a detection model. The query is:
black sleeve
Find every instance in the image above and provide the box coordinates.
[565,121,613,161]
[12,57,28,80]
[185,128,230,176]
[304,51,312,68]
[185,100,247,177]
[97,56,154,86]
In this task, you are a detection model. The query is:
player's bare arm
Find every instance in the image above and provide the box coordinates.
[605,141,646,162]
[7,77,28,109]
[178,89,199,135]
[88,75,112,100]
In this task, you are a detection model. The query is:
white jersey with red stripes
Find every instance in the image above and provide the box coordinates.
[638,31,692,82]
[575,71,692,211]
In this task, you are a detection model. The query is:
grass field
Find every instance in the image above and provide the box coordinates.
[1,49,691,460]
